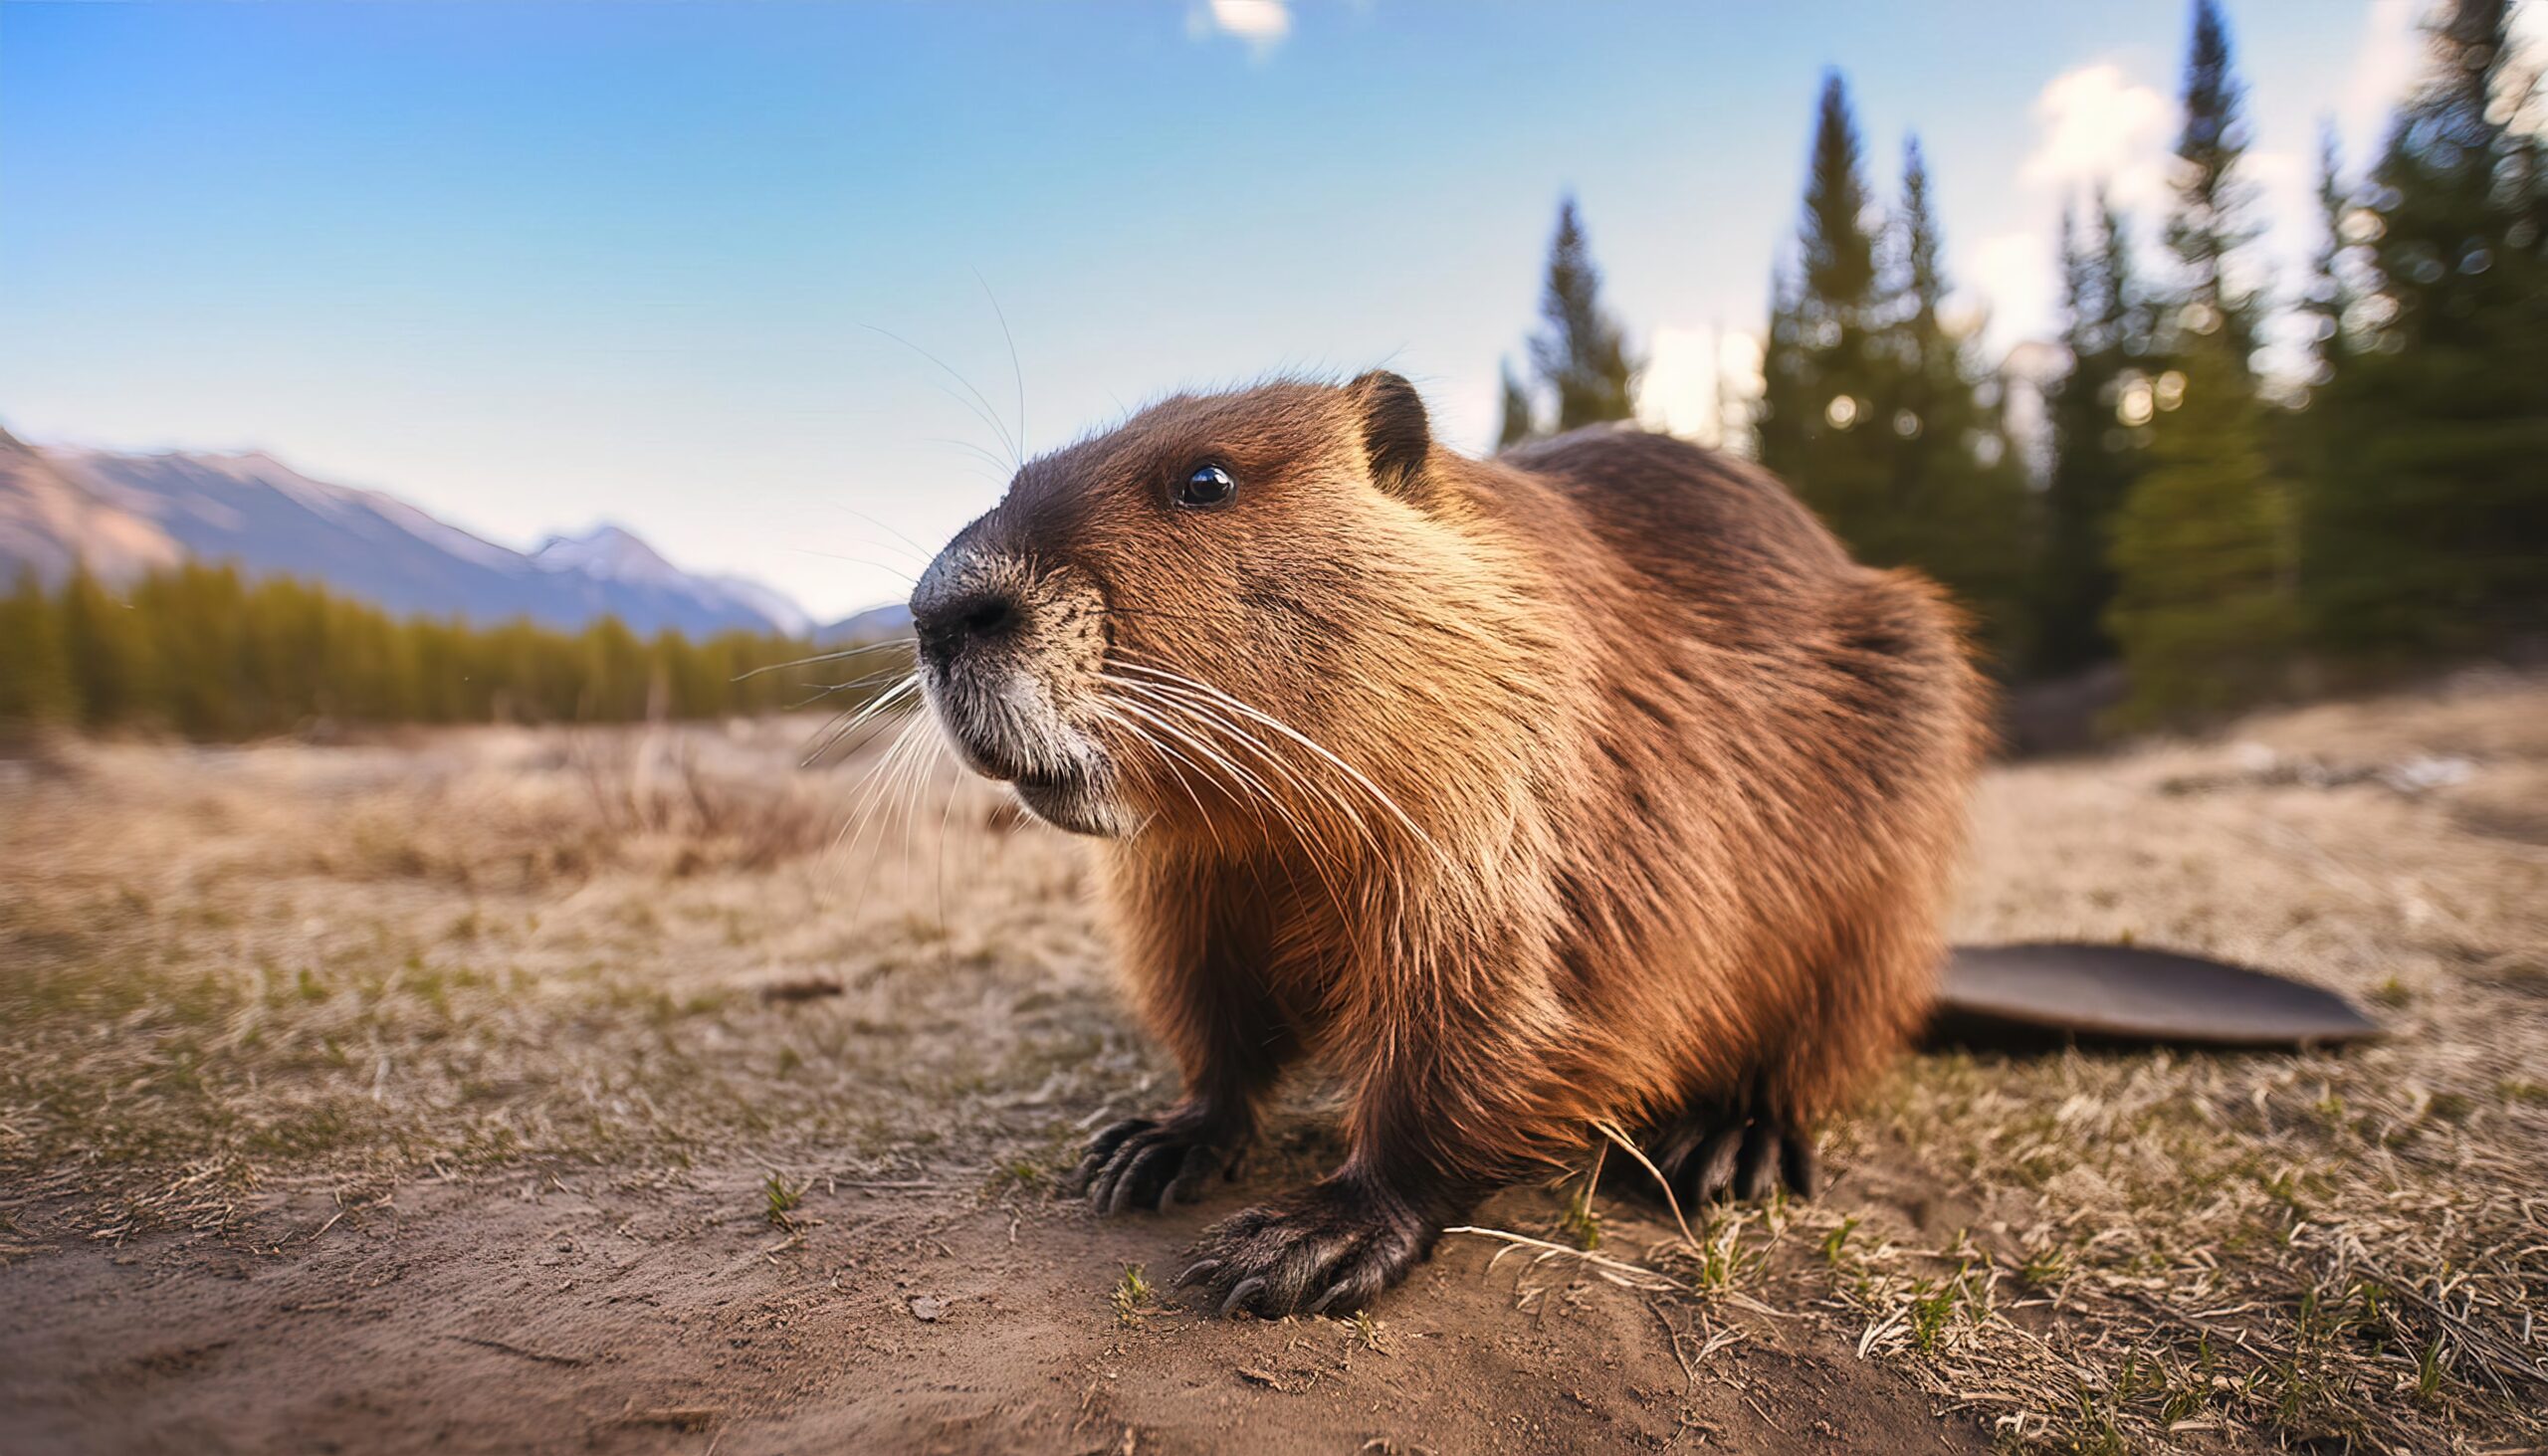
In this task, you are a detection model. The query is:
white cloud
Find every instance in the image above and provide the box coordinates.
[1968,62,2169,349]
[1188,0,1292,57]
[2019,63,2176,212]
[2341,0,2423,158]
[1968,230,2056,343]
[1636,326,1713,440]
[1635,325,1762,447]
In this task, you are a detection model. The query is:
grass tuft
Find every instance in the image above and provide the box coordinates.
[1111,1264,1153,1328]
[761,1172,803,1227]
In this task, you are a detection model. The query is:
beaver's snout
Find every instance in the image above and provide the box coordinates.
[912,582,1025,667]
[908,530,1129,837]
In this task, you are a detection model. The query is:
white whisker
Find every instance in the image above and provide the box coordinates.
[1103,677,1380,866]
[1108,656,1437,854]
[801,673,919,767]
[735,639,917,683]
[1087,700,1230,858]
[1101,671,1410,874]
[830,711,932,864]
[1099,692,1357,919]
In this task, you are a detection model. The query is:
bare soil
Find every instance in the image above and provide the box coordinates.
[1,1167,1987,1456]
[4,675,2544,1454]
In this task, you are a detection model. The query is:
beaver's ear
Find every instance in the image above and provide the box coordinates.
[1348,370,1434,503]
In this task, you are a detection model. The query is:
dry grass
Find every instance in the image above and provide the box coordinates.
[1532,669,2548,1453]
[0,716,1137,1232]
[3,674,2544,1452]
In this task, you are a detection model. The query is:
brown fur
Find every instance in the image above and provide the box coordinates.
[909,373,1992,1317]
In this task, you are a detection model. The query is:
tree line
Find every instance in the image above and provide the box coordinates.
[1498,0,2545,725]
[0,561,903,739]
[5,2,2536,741]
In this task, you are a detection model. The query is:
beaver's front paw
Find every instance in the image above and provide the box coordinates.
[1175,1177,1437,1319]
[1066,1107,1247,1215]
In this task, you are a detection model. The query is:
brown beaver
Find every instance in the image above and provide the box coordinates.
[909,372,1991,1318]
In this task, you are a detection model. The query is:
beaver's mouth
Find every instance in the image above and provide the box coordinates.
[1008,764,1130,838]
[954,745,1083,795]
[919,664,1131,837]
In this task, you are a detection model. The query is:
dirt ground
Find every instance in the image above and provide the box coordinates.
[4,675,2545,1454]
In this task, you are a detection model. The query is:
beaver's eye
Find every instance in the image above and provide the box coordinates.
[1175,464,1237,510]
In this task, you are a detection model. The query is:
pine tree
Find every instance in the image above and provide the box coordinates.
[1527,195,1640,432]
[2289,123,2359,595]
[0,558,855,738]
[1754,263,1809,471]
[2299,124,2355,396]
[56,563,157,730]
[2102,0,2298,720]
[2106,332,2300,724]
[1495,358,1538,449]
[136,562,251,737]
[1757,72,1894,546]
[1875,136,2032,665]
[2035,191,2151,675]
[2164,0,2266,369]
[2301,0,2548,655]
[0,568,74,728]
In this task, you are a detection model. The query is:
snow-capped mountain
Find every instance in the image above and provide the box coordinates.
[1,435,816,639]
[531,523,817,638]
[819,601,914,645]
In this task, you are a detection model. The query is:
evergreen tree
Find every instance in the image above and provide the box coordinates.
[0,568,73,728]
[1876,136,2032,665]
[2299,124,2355,396]
[2106,332,2300,724]
[1494,358,1538,449]
[2289,123,2359,580]
[1527,195,1640,432]
[2109,2,2296,723]
[2164,0,2266,368]
[1757,72,1893,545]
[2301,0,2548,655]
[136,563,251,737]
[0,561,877,739]
[1753,263,1809,470]
[2035,190,2152,674]
[56,563,157,730]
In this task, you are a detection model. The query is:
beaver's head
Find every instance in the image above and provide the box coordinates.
[909,371,1485,844]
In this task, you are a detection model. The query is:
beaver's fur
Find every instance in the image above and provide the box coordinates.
[909,372,1991,1318]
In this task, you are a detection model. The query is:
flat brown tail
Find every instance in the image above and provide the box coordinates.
[1929,942,2382,1051]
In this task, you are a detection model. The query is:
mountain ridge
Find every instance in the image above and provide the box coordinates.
[1,431,900,640]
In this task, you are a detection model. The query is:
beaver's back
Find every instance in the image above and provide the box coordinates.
[1486,426,1991,1127]
[1492,427,1975,724]
[1497,428,1859,632]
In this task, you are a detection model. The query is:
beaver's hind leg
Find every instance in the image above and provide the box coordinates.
[1646,1086,1819,1207]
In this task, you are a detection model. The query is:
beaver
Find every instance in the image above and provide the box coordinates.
[909,371,1991,1318]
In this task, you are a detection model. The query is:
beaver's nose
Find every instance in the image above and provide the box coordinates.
[913,585,1023,663]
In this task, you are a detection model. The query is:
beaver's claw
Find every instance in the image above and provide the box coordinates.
[1178,1177,1436,1319]
[1651,1108,1818,1207]
[1066,1110,1244,1215]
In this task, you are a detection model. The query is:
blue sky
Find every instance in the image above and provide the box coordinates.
[0,0,2468,618]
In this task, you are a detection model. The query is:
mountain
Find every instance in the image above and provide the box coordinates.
[0,426,182,584]
[1,436,814,638]
[820,601,913,645]
[531,523,815,638]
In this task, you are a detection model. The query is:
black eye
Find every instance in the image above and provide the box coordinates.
[1175,464,1236,509]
